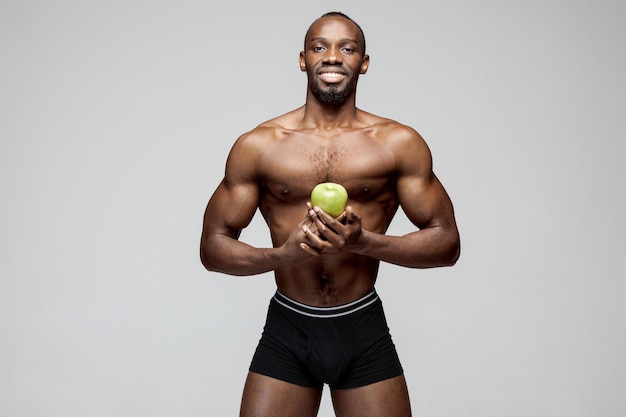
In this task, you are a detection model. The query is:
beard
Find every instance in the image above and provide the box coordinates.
[310,76,357,106]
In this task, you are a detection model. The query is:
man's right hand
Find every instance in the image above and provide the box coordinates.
[280,216,322,260]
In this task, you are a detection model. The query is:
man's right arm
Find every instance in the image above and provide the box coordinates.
[199,132,310,276]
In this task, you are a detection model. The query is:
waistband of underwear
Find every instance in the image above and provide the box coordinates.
[273,290,379,318]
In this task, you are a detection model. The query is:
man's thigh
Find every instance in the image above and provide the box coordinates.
[330,375,412,417]
[239,372,323,417]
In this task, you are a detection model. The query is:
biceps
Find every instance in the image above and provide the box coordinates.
[203,179,260,238]
[397,173,455,229]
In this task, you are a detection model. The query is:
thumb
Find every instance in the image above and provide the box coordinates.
[346,206,360,223]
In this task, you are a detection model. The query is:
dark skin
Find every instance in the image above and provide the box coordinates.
[201,15,460,417]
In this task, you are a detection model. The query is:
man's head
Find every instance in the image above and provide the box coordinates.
[300,12,370,106]
[304,12,367,56]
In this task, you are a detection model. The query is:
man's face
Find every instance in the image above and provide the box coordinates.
[300,16,369,106]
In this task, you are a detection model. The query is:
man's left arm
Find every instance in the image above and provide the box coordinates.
[355,173,460,268]
[305,127,460,268]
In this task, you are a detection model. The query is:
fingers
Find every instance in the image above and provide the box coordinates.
[302,222,333,251]
[299,242,321,256]
[300,223,332,256]
[305,208,347,249]
[311,209,342,235]
[345,206,361,224]
[304,204,361,254]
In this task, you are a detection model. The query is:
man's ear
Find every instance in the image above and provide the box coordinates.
[359,54,370,74]
[299,51,307,72]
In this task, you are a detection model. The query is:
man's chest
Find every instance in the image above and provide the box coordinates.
[257,135,397,203]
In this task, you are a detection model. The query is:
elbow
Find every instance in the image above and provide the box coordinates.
[443,235,461,266]
[199,243,252,276]
[445,244,460,266]
[200,241,225,273]
[200,247,218,272]
[200,249,232,275]
[431,231,460,267]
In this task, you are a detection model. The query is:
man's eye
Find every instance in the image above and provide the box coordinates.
[342,47,354,53]
[313,46,325,52]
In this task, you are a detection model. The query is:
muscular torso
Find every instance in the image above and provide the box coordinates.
[254,108,402,305]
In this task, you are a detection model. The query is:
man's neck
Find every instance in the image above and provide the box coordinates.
[301,93,360,131]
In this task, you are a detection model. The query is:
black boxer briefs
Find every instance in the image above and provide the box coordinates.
[249,290,404,389]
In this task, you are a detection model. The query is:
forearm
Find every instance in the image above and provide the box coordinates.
[200,234,288,276]
[354,226,460,269]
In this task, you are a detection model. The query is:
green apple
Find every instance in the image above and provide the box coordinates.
[310,182,349,217]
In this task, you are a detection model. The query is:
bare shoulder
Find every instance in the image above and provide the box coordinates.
[232,107,304,150]
[225,110,297,169]
[359,110,431,163]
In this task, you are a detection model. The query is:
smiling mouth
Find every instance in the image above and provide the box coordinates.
[319,72,346,83]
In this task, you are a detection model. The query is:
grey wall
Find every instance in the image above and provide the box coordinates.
[1,1,625,416]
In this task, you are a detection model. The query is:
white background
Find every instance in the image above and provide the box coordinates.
[1,1,625,416]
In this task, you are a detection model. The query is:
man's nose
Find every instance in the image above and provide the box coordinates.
[323,47,342,64]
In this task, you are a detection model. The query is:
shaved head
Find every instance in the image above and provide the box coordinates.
[304,11,366,56]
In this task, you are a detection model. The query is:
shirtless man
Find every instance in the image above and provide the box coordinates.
[200,11,460,417]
